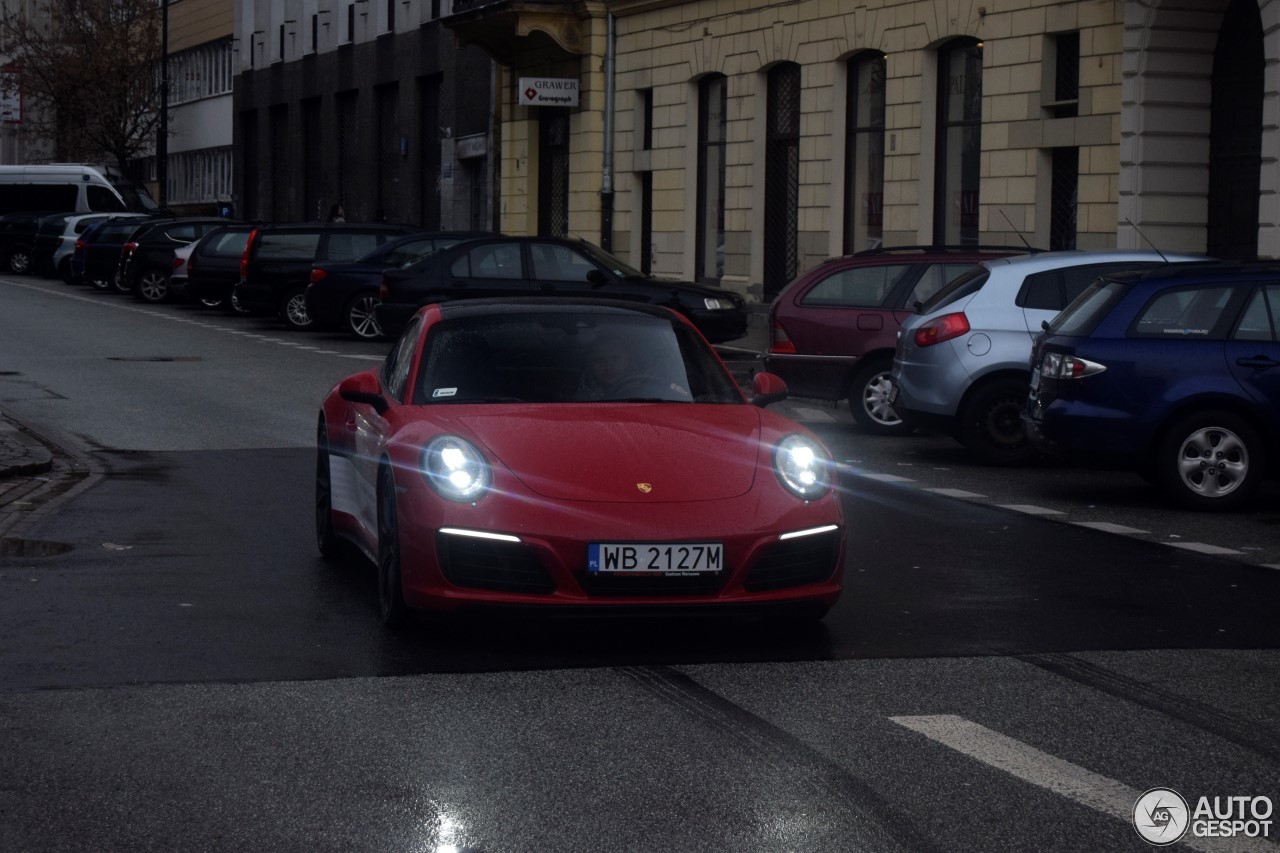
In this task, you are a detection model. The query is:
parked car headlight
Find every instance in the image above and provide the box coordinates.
[773,434,833,500]
[704,297,735,310]
[421,435,491,502]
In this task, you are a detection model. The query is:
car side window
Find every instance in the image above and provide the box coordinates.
[1132,285,1237,339]
[801,264,911,308]
[86,185,125,212]
[383,239,436,268]
[382,316,424,401]
[257,232,321,260]
[530,243,598,281]
[1233,286,1278,341]
[450,243,523,279]
[208,231,250,256]
[325,232,382,262]
[906,263,974,307]
[164,225,197,243]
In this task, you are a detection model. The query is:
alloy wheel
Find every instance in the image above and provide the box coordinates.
[138,271,169,302]
[859,371,902,428]
[1175,426,1248,499]
[8,250,31,274]
[346,295,384,340]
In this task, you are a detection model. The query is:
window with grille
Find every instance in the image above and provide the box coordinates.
[934,39,983,246]
[1050,147,1078,250]
[167,40,233,106]
[844,53,886,254]
[764,62,801,299]
[1047,32,1079,119]
[164,148,234,206]
[696,74,727,283]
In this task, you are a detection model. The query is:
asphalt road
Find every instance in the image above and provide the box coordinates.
[2,274,1279,852]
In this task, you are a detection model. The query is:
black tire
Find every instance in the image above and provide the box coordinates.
[316,421,341,562]
[1156,410,1264,511]
[280,287,314,330]
[847,358,909,436]
[377,466,410,628]
[136,268,171,303]
[225,291,253,315]
[199,295,226,309]
[89,275,112,291]
[112,270,131,293]
[6,248,32,275]
[344,293,384,340]
[58,258,76,284]
[957,377,1038,466]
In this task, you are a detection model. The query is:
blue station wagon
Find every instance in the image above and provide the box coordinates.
[1024,262,1280,510]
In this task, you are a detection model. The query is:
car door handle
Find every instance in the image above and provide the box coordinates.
[451,280,468,288]
[1236,356,1280,369]
[538,281,554,291]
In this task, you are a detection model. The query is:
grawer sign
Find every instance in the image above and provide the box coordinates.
[518,78,579,107]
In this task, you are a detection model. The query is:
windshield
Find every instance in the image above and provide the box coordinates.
[574,240,646,279]
[1049,280,1131,336]
[414,311,742,405]
[110,178,160,212]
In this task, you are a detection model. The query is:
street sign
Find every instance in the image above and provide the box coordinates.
[518,77,579,107]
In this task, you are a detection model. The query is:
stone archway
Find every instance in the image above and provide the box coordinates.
[1120,0,1278,255]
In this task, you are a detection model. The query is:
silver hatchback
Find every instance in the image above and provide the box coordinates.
[892,250,1206,464]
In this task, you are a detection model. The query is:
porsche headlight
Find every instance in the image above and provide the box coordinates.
[421,435,491,502]
[773,434,832,500]
[704,297,733,310]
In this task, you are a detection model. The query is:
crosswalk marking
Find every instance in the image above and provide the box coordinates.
[858,472,915,483]
[788,406,835,422]
[1073,521,1149,535]
[1167,541,1244,556]
[998,504,1065,516]
[926,487,986,499]
[891,714,1271,853]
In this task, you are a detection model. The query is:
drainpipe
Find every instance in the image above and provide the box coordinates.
[600,11,615,251]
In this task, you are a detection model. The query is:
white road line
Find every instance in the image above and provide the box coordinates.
[789,406,834,422]
[998,504,1066,516]
[343,355,385,361]
[1263,564,1280,571]
[858,472,915,483]
[926,488,986,499]
[1167,541,1245,556]
[891,714,1270,853]
[1073,521,1149,535]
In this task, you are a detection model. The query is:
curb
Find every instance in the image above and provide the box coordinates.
[0,416,54,480]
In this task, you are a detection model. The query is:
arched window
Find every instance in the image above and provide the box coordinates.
[696,74,727,282]
[934,39,982,245]
[844,53,886,254]
[764,62,801,299]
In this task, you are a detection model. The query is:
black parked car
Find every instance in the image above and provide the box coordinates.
[373,236,749,343]
[72,215,165,290]
[234,223,417,330]
[0,211,67,275]
[29,212,79,276]
[177,225,256,311]
[305,231,487,340]
[119,217,235,303]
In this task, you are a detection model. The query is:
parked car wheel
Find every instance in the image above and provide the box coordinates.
[1156,410,1264,511]
[377,466,410,629]
[6,248,32,275]
[958,377,1038,466]
[847,358,908,436]
[280,287,315,330]
[58,258,76,284]
[344,293,384,340]
[112,271,130,294]
[225,292,253,315]
[89,276,112,291]
[136,268,171,303]
[315,421,341,562]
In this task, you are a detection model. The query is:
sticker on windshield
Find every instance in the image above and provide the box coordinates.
[433,387,458,398]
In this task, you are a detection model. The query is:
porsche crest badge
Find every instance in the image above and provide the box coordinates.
[636,483,652,493]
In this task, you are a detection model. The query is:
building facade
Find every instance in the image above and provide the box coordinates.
[448,0,1274,302]
[233,0,495,227]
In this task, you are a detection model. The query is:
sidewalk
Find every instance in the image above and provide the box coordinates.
[0,414,53,481]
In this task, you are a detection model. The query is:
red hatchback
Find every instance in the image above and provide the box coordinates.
[764,246,1027,434]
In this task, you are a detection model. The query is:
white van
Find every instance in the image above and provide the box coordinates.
[0,164,160,215]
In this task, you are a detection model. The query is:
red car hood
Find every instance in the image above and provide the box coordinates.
[451,404,763,503]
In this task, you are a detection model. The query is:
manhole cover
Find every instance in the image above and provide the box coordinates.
[107,356,202,363]
[0,537,73,557]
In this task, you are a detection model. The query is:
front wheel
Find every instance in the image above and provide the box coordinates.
[280,287,314,330]
[377,467,410,628]
[112,270,131,293]
[6,248,32,275]
[344,293,384,340]
[136,268,170,303]
[957,377,1038,466]
[847,359,909,435]
[1156,411,1264,510]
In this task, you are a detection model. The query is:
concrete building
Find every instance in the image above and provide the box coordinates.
[232,0,495,227]
[447,0,1272,302]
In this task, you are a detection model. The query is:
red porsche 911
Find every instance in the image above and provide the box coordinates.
[315,298,845,626]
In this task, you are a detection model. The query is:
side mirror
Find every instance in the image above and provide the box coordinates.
[338,372,389,415]
[586,268,610,287]
[750,371,788,408]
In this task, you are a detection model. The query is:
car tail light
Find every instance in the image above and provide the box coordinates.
[378,281,389,300]
[769,319,797,354]
[1040,352,1107,380]
[241,228,258,279]
[123,242,137,253]
[310,267,327,285]
[914,312,970,347]
[172,256,185,270]
[74,239,85,251]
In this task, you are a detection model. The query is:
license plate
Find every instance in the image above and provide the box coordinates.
[886,382,899,405]
[1029,367,1041,393]
[588,543,724,574]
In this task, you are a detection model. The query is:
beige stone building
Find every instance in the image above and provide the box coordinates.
[449,0,1270,301]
